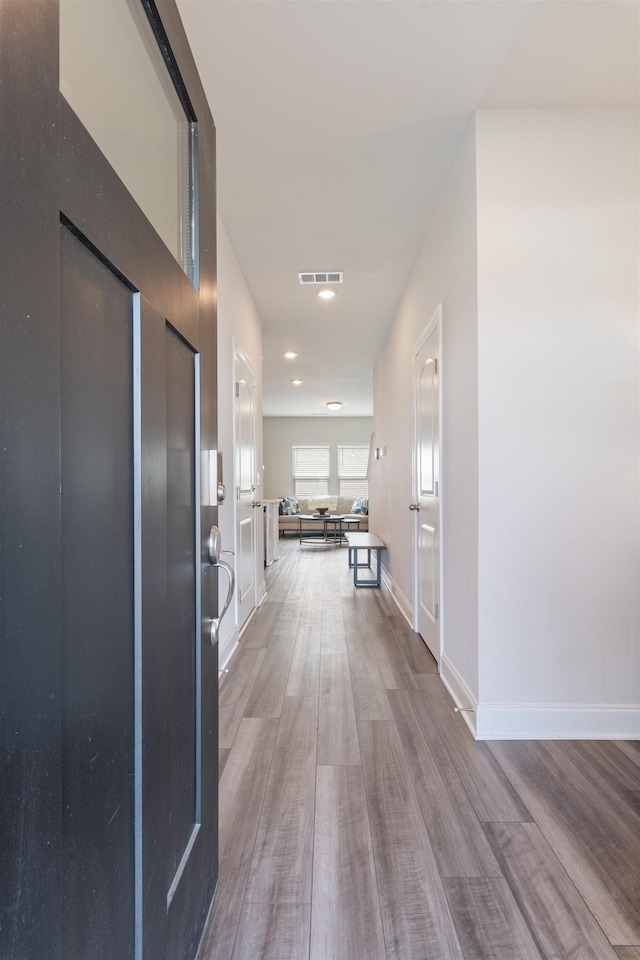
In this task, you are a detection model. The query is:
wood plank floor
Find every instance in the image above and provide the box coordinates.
[199,538,640,960]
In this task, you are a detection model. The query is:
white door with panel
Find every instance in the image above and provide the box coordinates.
[412,309,441,662]
[235,348,259,630]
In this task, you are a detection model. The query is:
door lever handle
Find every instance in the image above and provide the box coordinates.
[210,559,235,648]
[251,501,262,508]
[207,525,236,646]
[409,503,420,511]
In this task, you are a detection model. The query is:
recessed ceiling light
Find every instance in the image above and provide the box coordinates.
[283,350,298,359]
[318,290,335,300]
[291,379,303,386]
[326,401,342,411]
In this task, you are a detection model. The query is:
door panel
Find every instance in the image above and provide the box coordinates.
[1,1,219,958]
[141,302,209,960]
[419,360,436,497]
[164,324,197,878]
[60,227,135,960]
[238,377,254,492]
[419,522,437,623]
[414,314,441,662]
[239,515,254,603]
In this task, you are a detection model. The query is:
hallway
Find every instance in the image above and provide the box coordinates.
[198,539,640,960]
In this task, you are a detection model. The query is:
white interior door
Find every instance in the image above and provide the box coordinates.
[413,309,441,662]
[234,348,259,630]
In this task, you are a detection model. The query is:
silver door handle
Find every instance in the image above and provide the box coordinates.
[208,525,222,565]
[409,503,420,511]
[210,559,235,647]
[207,525,235,646]
[251,501,262,508]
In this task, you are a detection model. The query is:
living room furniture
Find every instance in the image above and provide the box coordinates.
[340,516,362,535]
[345,532,386,587]
[324,516,349,544]
[298,514,347,545]
[279,496,368,536]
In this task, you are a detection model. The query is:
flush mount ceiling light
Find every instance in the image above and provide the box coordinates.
[291,379,303,386]
[283,351,298,359]
[326,401,342,411]
[318,289,335,300]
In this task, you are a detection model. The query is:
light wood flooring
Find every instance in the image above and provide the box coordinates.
[198,538,640,960]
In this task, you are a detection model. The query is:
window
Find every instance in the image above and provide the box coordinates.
[337,444,369,499]
[60,0,197,282]
[292,445,330,497]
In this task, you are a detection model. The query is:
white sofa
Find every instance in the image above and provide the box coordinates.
[279,495,369,535]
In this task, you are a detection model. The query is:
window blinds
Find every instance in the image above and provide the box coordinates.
[292,445,330,496]
[337,444,369,498]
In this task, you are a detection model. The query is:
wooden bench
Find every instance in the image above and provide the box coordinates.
[345,533,386,587]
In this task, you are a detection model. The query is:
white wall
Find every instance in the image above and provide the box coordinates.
[263,416,373,498]
[374,107,640,738]
[475,108,640,735]
[372,119,480,693]
[217,214,264,667]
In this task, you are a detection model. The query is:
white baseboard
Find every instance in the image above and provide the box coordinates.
[475,702,640,740]
[440,654,478,738]
[440,654,640,740]
[380,564,413,628]
[218,625,239,677]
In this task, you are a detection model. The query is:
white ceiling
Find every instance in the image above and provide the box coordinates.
[177,0,639,417]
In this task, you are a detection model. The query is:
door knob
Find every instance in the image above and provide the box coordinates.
[251,500,262,508]
[409,503,420,511]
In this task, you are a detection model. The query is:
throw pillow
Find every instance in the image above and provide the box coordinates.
[280,496,300,516]
[351,496,369,515]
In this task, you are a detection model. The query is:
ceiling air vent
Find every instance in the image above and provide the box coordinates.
[298,271,343,285]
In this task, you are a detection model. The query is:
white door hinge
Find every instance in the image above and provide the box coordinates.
[435,481,439,497]
[434,358,438,375]
[235,382,240,398]
[435,603,439,621]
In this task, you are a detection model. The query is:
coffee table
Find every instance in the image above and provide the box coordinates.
[297,514,346,546]
[340,516,362,535]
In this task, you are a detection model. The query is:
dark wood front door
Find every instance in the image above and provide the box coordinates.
[0,3,219,959]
